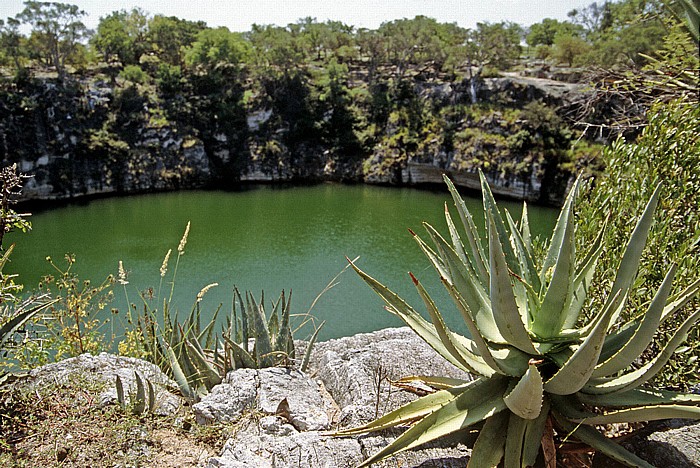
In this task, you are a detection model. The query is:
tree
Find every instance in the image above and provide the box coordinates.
[552,34,590,66]
[184,27,250,72]
[0,17,27,72]
[567,0,667,68]
[378,16,451,76]
[91,8,148,65]
[248,24,306,72]
[470,21,523,70]
[147,15,206,66]
[567,1,613,38]
[17,1,88,79]
[526,18,583,46]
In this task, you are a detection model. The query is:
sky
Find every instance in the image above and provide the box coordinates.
[0,0,587,32]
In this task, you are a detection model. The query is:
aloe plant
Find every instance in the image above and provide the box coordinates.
[115,371,158,415]
[338,171,700,467]
[152,287,321,402]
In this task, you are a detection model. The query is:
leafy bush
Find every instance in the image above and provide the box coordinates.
[576,97,700,388]
[338,172,700,467]
[118,64,149,84]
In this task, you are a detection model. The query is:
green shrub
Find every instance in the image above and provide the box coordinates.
[338,172,700,467]
[119,64,149,84]
[576,97,700,389]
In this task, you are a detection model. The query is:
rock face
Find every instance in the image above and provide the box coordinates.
[23,352,184,416]
[8,328,698,467]
[193,367,336,430]
[204,328,474,468]
[308,327,472,428]
[1,73,582,205]
[593,419,700,468]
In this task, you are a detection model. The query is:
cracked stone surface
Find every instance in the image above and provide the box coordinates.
[24,352,183,416]
[194,367,336,431]
[208,328,474,467]
[593,419,700,468]
[206,417,363,468]
[307,327,473,429]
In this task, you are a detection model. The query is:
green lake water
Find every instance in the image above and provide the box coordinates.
[6,184,557,342]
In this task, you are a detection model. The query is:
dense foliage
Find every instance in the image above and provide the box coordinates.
[0,0,678,194]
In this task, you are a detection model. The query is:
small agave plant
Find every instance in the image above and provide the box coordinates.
[338,172,700,467]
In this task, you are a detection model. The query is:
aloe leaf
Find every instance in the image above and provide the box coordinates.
[443,280,511,376]
[563,217,606,330]
[335,378,491,437]
[519,202,533,257]
[419,226,506,345]
[357,379,509,467]
[532,180,577,338]
[573,405,700,425]
[444,203,468,266]
[221,334,257,369]
[488,214,538,354]
[504,411,528,468]
[147,379,156,412]
[349,258,481,373]
[479,171,520,273]
[451,334,506,377]
[549,393,599,420]
[411,229,453,289]
[661,277,700,322]
[503,361,543,420]
[605,184,661,326]
[134,371,146,415]
[522,397,550,467]
[543,289,619,395]
[599,319,639,363]
[248,291,273,367]
[553,412,655,468]
[505,209,540,292]
[444,175,489,285]
[393,375,471,390]
[505,210,540,326]
[539,178,579,287]
[584,305,700,395]
[163,341,196,401]
[115,375,126,410]
[488,344,531,376]
[185,338,222,389]
[412,272,496,376]
[423,220,484,301]
[278,290,293,356]
[592,264,677,378]
[234,287,249,345]
[577,387,700,407]
[467,411,508,468]
[0,298,57,348]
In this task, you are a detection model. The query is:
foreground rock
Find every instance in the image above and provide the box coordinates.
[203,328,473,467]
[593,419,700,468]
[6,328,700,467]
[22,352,184,416]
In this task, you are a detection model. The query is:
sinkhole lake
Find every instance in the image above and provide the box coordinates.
[7,184,557,342]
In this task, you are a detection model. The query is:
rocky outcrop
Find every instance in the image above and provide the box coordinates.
[5,328,700,467]
[21,352,184,416]
[203,328,474,467]
[593,419,700,468]
[1,70,584,205]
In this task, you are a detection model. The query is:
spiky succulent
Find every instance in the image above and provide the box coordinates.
[338,172,700,467]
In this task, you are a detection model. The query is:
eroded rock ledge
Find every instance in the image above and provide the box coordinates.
[11,327,700,467]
